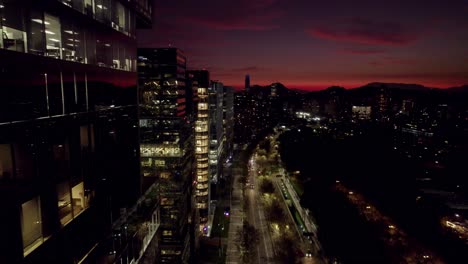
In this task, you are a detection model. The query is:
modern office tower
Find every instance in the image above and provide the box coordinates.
[375,87,390,121]
[245,74,250,92]
[223,86,234,160]
[0,0,152,263]
[188,70,211,233]
[208,81,224,188]
[137,48,194,263]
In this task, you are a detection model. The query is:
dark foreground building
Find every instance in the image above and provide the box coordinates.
[0,0,152,263]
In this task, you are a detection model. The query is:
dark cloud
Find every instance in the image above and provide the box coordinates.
[231,66,270,72]
[369,57,416,66]
[339,48,387,55]
[157,0,282,31]
[306,18,419,46]
[359,71,468,82]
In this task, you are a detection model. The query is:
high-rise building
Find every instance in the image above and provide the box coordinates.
[137,48,194,263]
[0,0,152,263]
[209,81,224,186]
[223,86,234,160]
[245,74,250,92]
[188,70,211,234]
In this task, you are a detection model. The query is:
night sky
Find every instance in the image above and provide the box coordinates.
[137,0,468,91]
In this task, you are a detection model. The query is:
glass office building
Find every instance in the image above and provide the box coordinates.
[138,48,194,264]
[208,81,224,186]
[187,70,211,232]
[0,0,152,263]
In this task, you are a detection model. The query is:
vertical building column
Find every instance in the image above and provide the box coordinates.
[60,71,65,114]
[44,73,50,116]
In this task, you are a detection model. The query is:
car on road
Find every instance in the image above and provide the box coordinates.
[250,183,254,189]
[306,250,312,258]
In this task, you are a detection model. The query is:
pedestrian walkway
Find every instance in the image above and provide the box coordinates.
[225,169,244,264]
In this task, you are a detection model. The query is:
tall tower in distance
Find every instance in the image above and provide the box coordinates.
[245,74,251,92]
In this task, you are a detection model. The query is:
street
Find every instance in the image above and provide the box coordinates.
[247,155,276,263]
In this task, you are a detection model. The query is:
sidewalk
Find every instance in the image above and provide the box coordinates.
[225,168,244,264]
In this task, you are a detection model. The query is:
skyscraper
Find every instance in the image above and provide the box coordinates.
[188,70,211,234]
[137,48,194,263]
[209,81,224,187]
[223,86,234,160]
[0,0,152,263]
[245,74,250,92]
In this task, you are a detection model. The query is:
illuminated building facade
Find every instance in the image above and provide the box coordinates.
[137,48,193,263]
[0,0,152,263]
[352,106,372,120]
[188,70,211,232]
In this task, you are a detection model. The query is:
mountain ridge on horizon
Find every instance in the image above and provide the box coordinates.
[240,82,468,93]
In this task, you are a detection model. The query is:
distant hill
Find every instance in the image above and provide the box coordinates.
[446,85,468,93]
[238,82,468,97]
[356,82,432,91]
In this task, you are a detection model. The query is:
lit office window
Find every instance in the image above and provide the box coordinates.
[1,2,26,52]
[57,181,73,225]
[112,1,126,32]
[95,0,110,23]
[21,197,43,256]
[84,0,95,17]
[71,181,88,216]
[62,20,85,63]
[44,14,62,59]
[28,10,46,56]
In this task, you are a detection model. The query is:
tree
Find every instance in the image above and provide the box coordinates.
[259,179,275,194]
[238,173,248,185]
[265,198,286,224]
[275,235,301,264]
[235,221,260,264]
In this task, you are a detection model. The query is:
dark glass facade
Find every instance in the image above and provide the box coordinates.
[138,48,194,264]
[0,0,152,263]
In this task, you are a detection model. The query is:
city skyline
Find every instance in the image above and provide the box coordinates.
[1,1,466,263]
[138,0,468,90]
